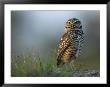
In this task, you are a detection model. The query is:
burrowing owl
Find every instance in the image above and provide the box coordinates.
[57,18,84,67]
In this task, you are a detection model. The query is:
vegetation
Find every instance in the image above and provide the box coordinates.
[11,49,100,77]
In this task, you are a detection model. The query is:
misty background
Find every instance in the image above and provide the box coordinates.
[11,11,100,60]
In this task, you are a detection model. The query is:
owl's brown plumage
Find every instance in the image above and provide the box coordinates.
[57,18,84,67]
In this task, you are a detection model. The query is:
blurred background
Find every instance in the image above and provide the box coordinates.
[11,10,100,70]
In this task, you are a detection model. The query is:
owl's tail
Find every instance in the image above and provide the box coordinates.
[57,56,64,67]
[57,58,61,66]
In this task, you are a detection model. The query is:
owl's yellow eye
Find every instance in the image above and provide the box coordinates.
[68,21,71,24]
[65,26,68,28]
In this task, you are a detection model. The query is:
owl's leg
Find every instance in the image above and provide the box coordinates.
[70,60,76,71]
[64,62,73,71]
[63,63,68,71]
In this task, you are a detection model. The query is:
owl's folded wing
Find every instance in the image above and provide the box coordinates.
[57,33,71,59]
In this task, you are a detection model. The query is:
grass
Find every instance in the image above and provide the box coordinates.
[11,49,100,77]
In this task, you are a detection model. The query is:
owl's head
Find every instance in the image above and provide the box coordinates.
[65,18,82,32]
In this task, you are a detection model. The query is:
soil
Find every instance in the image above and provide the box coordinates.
[72,69,100,77]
